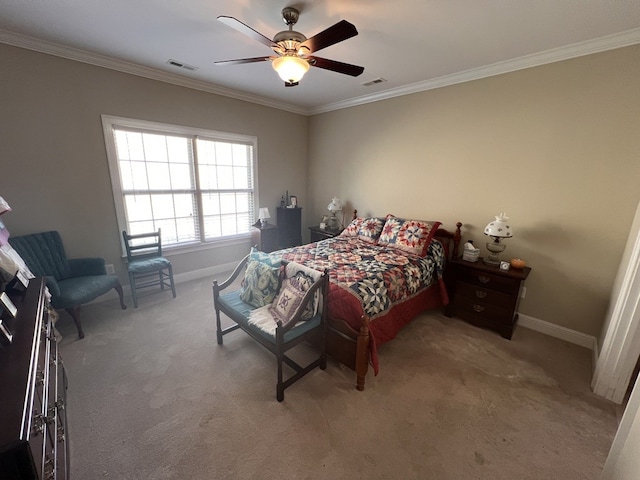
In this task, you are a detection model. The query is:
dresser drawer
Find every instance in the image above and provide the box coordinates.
[456,281,513,308]
[457,268,519,294]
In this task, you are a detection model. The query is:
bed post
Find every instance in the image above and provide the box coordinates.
[452,222,462,259]
[355,315,370,391]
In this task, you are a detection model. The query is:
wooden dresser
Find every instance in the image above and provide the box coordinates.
[0,278,69,480]
[445,258,531,339]
[276,207,302,248]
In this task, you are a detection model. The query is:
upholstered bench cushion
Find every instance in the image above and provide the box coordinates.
[127,256,172,274]
[53,274,121,308]
[218,290,321,344]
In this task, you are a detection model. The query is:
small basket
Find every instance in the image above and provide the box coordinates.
[462,248,480,262]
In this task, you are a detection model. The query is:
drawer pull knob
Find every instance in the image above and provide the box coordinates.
[44,455,55,480]
[473,304,485,313]
[478,275,491,284]
[57,423,66,443]
[31,414,44,436]
[475,290,487,299]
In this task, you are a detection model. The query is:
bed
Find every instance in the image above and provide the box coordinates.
[263,211,462,391]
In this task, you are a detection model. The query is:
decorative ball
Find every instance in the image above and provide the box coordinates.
[510,258,526,269]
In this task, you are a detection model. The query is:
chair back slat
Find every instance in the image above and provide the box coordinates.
[122,229,163,261]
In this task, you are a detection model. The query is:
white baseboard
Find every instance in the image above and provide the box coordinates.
[170,261,239,285]
[518,313,598,351]
[89,260,239,305]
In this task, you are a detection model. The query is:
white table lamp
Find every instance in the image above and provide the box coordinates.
[483,213,513,265]
[258,207,271,228]
[327,197,342,231]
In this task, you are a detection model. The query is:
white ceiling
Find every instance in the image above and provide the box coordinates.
[1,0,639,115]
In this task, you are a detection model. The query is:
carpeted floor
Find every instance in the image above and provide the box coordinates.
[57,275,619,479]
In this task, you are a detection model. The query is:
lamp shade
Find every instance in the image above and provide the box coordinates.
[327,197,342,213]
[272,56,310,83]
[484,213,513,238]
[258,207,271,220]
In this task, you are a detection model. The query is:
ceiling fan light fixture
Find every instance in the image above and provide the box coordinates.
[272,55,310,83]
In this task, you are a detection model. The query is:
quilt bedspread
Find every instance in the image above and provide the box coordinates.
[268,236,448,372]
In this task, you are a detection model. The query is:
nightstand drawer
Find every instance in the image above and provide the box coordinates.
[457,269,519,294]
[456,281,512,308]
[452,294,513,324]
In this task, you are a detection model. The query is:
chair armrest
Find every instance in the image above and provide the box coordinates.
[212,255,250,293]
[69,257,107,276]
[44,275,61,298]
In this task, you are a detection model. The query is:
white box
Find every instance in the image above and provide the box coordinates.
[462,248,480,262]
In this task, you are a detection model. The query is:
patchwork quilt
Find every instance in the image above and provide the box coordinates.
[264,236,448,373]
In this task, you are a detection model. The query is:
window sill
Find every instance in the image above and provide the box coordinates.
[121,233,252,259]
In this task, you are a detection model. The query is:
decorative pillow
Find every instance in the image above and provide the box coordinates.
[378,216,442,257]
[239,259,281,308]
[340,217,364,237]
[356,217,385,244]
[270,278,307,327]
[249,246,282,268]
[269,261,322,326]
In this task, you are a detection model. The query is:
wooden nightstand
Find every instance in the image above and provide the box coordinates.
[445,258,531,339]
[309,225,342,242]
[251,224,279,253]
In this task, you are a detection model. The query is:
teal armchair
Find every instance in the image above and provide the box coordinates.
[9,231,127,338]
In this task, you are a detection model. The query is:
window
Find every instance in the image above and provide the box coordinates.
[102,115,257,251]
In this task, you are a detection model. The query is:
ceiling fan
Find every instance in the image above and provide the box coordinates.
[215,7,365,87]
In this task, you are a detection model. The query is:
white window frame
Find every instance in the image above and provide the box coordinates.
[101,114,259,255]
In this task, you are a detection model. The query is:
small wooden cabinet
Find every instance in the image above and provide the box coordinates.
[277,207,302,248]
[309,225,342,243]
[445,258,531,339]
[251,224,279,253]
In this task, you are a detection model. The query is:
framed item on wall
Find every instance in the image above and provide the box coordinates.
[289,196,297,208]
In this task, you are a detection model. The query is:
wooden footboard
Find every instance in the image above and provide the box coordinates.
[324,315,370,391]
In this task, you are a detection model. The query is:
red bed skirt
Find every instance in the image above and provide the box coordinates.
[327,278,449,374]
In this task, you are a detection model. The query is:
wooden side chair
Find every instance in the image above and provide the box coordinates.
[122,229,176,308]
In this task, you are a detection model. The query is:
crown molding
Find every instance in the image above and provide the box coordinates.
[2,27,639,117]
[0,29,308,116]
[309,27,640,115]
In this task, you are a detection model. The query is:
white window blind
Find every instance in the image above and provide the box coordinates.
[102,115,256,250]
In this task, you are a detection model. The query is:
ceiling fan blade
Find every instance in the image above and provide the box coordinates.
[217,16,276,49]
[299,20,358,54]
[214,57,273,66]
[308,56,364,77]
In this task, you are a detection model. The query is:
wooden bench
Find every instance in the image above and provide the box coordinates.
[212,256,329,402]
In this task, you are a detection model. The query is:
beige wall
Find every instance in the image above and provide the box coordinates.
[2,42,639,338]
[307,45,640,337]
[0,44,308,281]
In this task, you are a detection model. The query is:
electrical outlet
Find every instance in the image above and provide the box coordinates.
[106,264,115,275]
[520,286,527,299]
